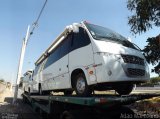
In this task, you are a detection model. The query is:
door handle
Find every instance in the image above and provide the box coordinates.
[66,65,68,68]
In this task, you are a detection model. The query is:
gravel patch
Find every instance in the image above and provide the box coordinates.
[0,88,42,119]
[128,97,160,119]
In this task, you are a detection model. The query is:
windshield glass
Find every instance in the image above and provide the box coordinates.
[84,22,139,50]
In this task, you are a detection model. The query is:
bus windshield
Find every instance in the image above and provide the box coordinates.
[84,22,139,50]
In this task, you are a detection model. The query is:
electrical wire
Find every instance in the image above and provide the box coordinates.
[30,0,48,36]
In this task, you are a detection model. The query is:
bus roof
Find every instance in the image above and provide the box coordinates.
[35,22,82,66]
[35,28,69,66]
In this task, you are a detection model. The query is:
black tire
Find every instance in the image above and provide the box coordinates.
[64,90,73,96]
[39,85,43,95]
[24,88,26,93]
[60,111,74,119]
[28,87,30,95]
[74,73,92,96]
[115,84,134,95]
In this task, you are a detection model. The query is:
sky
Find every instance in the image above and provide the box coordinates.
[0,0,159,83]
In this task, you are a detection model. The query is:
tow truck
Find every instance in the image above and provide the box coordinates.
[22,92,160,119]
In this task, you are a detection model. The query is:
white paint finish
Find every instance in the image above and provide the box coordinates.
[28,22,150,94]
[69,44,95,84]
[93,40,144,58]
[42,60,60,90]
[56,55,70,89]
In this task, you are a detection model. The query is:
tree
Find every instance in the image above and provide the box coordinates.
[150,77,160,84]
[0,79,4,82]
[127,0,160,75]
[143,35,160,75]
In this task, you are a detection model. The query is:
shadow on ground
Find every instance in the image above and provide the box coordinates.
[0,97,42,119]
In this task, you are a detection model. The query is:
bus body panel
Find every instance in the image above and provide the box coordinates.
[69,44,95,85]
[42,60,60,90]
[28,21,150,95]
[91,40,150,83]
[54,55,70,89]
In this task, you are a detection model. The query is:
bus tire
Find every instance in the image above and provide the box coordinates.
[115,84,133,95]
[39,85,43,95]
[28,87,30,95]
[74,73,92,96]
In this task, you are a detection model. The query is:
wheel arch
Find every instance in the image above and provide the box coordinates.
[70,68,89,88]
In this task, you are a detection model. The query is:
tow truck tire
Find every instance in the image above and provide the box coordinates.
[60,111,74,119]
[115,84,134,95]
[74,73,92,96]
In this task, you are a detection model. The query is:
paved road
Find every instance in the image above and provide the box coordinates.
[132,87,160,94]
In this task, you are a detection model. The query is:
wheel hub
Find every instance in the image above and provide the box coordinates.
[76,77,86,93]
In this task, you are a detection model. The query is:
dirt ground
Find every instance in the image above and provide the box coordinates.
[128,97,160,118]
[0,83,6,94]
[0,88,42,119]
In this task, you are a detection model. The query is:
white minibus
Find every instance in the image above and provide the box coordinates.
[32,21,150,96]
[23,70,33,94]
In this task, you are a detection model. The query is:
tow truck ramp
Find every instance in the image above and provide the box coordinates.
[22,93,160,119]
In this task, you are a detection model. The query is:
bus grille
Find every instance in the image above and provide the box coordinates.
[127,68,145,77]
[121,55,144,66]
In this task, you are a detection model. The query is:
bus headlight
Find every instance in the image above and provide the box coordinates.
[96,52,121,61]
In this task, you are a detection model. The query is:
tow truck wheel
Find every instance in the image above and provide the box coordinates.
[74,73,92,96]
[60,111,74,119]
[115,84,134,95]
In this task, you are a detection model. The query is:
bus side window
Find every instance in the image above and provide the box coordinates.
[59,35,69,59]
[34,65,40,76]
[44,45,61,69]
[71,27,91,51]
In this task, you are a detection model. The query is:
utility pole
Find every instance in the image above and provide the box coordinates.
[12,26,30,104]
[12,0,48,104]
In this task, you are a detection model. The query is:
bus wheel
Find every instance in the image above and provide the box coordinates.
[115,84,134,95]
[24,88,26,93]
[39,85,43,95]
[74,73,92,96]
[28,87,30,95]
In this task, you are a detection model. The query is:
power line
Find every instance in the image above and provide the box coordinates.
[30,0,48,36]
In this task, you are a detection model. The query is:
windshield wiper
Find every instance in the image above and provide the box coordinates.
[123,40,142,51]
[96,36,120,42]
[131,42,142,51]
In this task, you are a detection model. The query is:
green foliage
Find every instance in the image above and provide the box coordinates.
[143,35,160,75]
[139,77,160,86]
[127,0,160,75]
[127,0,160,34]
[150,77,160,84]
[0,79,4,82]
